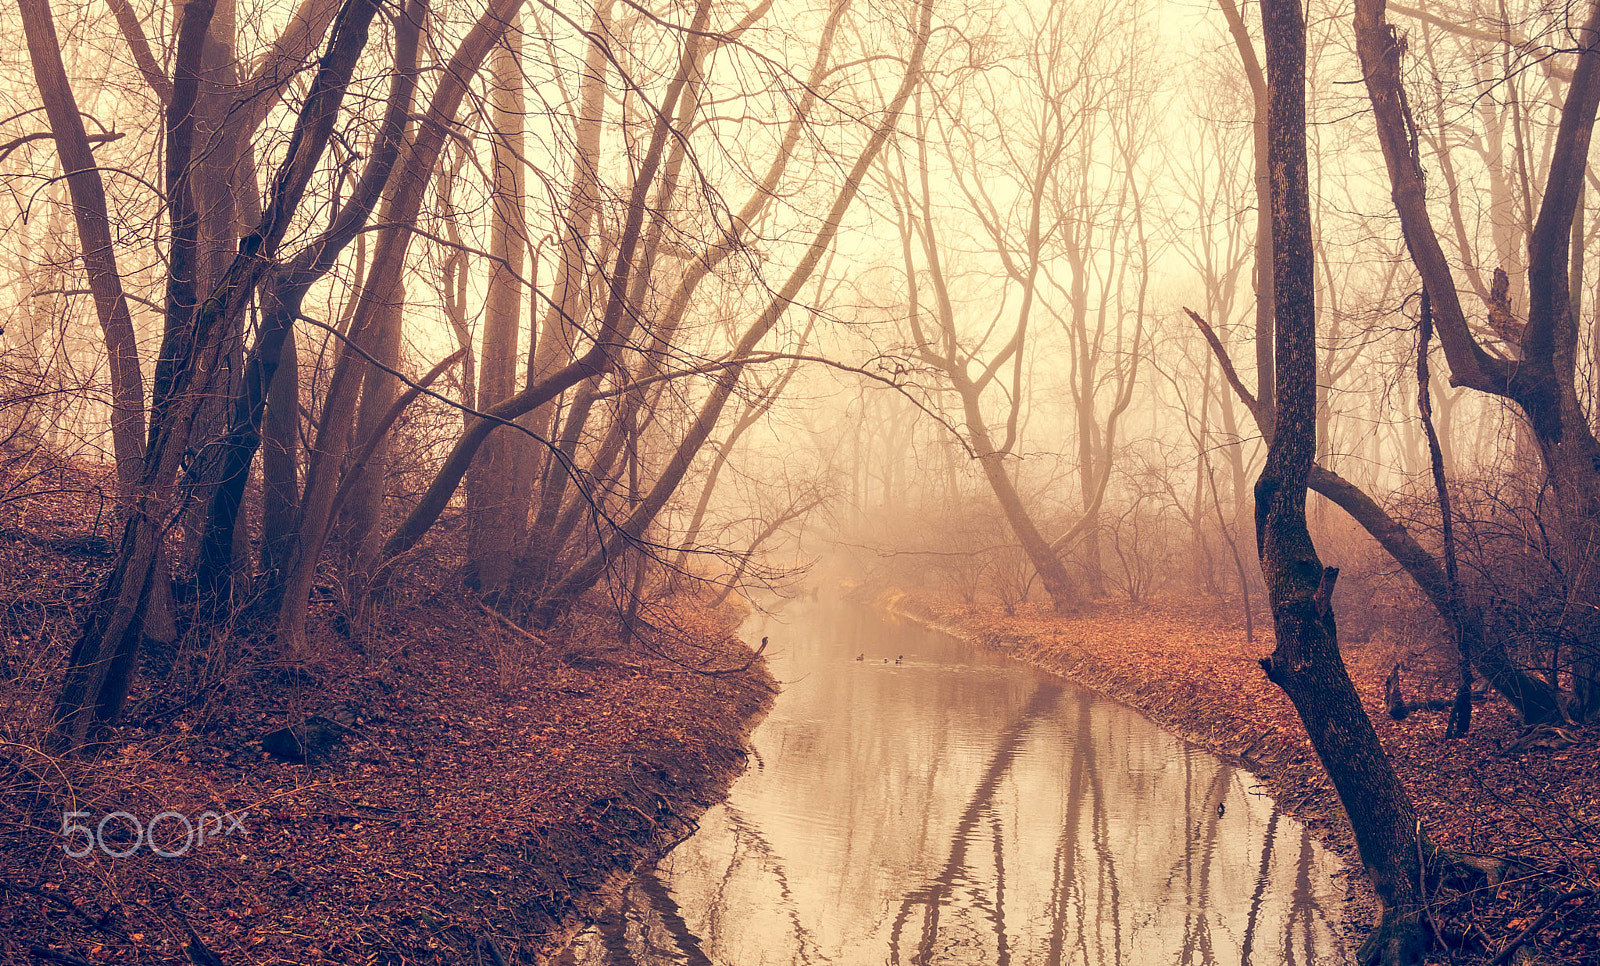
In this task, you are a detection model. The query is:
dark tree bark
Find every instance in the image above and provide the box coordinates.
[194,0,423,615]
[1254,3,1429,963]
[1355,0,1600,720]
[465,19,531,592]
[54,0,383,745]
[260,323,300,581]
[1187,308,1565,725]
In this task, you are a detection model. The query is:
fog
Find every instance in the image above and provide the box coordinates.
[3,0,1600,962]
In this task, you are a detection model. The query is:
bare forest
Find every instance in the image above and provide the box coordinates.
[0,0,1599,964]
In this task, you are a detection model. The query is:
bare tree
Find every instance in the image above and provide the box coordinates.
[1252,4,1432,961]
[1356,0,1600,718]
[53,0,391,744]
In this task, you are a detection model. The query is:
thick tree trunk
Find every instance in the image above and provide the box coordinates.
[1189,307,1567,725]
[1256,4,1429,963]
[261,322,300,581]
[53,0,227,746]
[56,0,385,744]
[195,0,421,617]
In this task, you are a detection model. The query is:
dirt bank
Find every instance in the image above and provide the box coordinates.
[0,472,773,966]
[865,585,1600,964]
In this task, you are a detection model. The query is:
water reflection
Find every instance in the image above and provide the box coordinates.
[559,599,1351,965]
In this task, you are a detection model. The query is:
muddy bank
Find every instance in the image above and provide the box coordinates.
[0,521,773,966]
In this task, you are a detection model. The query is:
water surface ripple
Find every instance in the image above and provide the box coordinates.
[560,598,1352,965]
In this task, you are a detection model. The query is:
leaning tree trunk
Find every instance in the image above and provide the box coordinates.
[17,0,147,489]
[194,0,421,618]
[54,0,384,745]
[1355,0,1600,721]
[954,375,1080,612]
[1417,297,1473,737]
[1255,2,1429,963]
[1191,302,1564,723]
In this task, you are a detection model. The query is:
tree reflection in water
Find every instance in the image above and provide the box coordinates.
[559,601,1352,966]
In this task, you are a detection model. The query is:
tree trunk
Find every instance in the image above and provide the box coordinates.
[1188,310,1567,725]
[522,0,617,457]
[1417,298,1472,737]
[466,20,530,591]
[1255,3,1429,962]
[56,0,385,744]
[195,0,421,617]
[261,322,300,581]
[955,374,1080,611]
[1217,0,1274,440]
[17,0,148,488]
[336,290,406,587]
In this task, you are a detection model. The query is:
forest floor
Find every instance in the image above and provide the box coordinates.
[872,585,1600,966]
[0,460,774,966]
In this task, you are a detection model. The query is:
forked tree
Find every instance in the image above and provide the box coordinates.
[1192,0,1565,727]
[1354,0,1600,721]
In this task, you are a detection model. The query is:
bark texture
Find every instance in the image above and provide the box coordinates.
[1256,3,1429,962]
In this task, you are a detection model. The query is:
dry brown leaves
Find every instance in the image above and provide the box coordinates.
[0,472,773,966]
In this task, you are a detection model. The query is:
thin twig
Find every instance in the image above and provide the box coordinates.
[1489,889,1594,964]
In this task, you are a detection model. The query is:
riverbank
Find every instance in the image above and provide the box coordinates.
[867,585,1600,964]
[0,468,774,965]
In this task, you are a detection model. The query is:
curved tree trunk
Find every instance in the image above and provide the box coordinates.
[55,0,381,744]
[952,374,1079,611]
[1188,308,1566,725]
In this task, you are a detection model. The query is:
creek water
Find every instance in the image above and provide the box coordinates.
[558,597,1353,965]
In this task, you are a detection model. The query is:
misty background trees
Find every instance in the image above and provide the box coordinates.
[5,1,1600,958]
